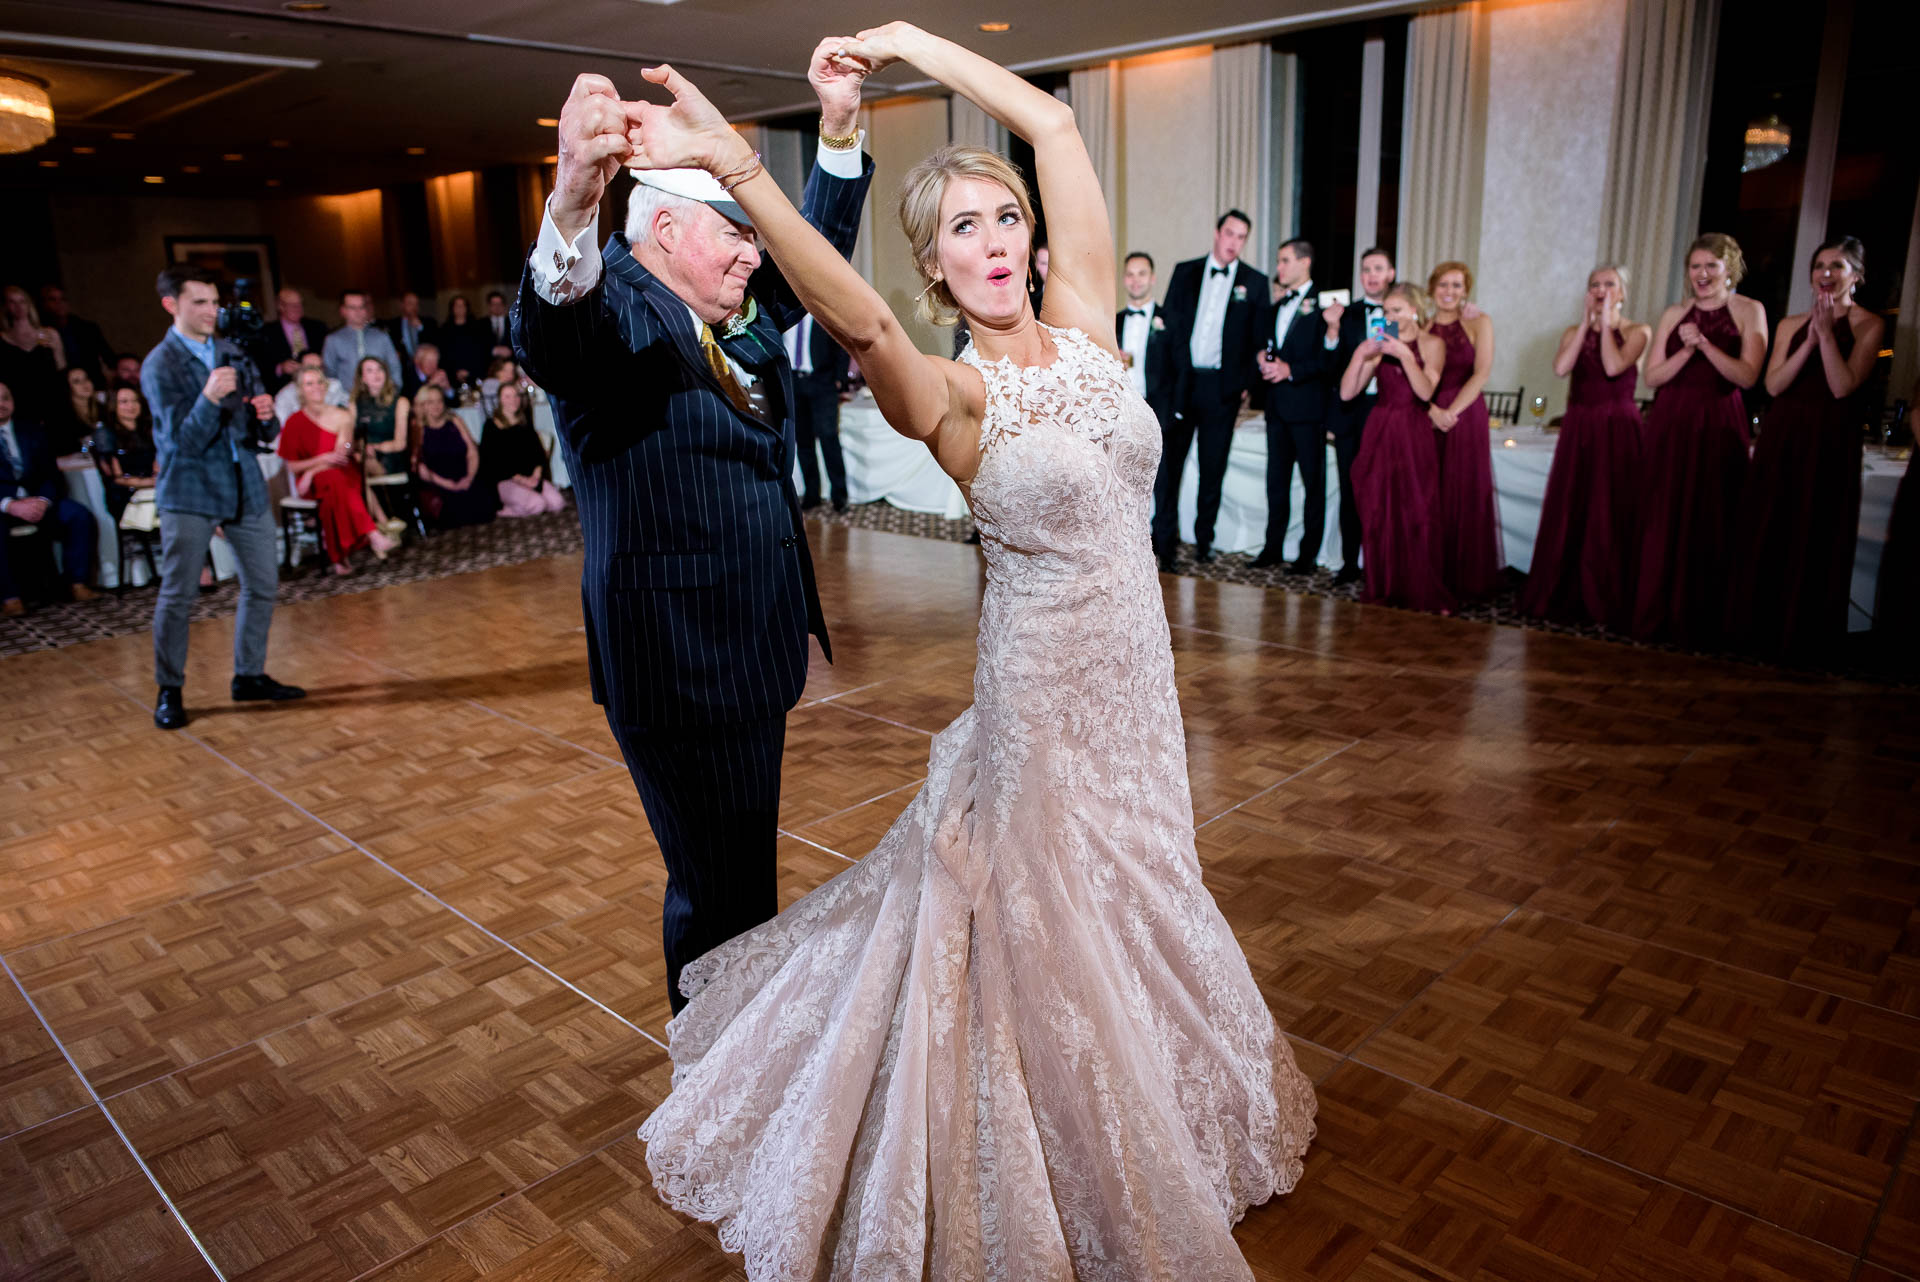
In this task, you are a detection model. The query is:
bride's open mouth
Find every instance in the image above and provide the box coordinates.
[987,266,1013,287]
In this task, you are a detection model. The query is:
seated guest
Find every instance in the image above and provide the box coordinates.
[278,367,398,575]
[482,383,563,517]
[90,383,158,522]
[273,350,347,423]
[0,284,65,428]
[260,288,329,392]
[479,355,522,417]
[114,353,143,389]
[54,365,105,457]
[404,341,454,397]
[411,385,495,527]
[39,284,112,386]
[439,295,488,383]
[352,355,411,530]
[385,291,438,367]
[0,379,99,613]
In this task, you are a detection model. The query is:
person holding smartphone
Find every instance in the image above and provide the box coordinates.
[1343,282,1451,613]
[1320,247,1397,584]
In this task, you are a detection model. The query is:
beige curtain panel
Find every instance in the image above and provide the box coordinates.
[1396,2,1490,289]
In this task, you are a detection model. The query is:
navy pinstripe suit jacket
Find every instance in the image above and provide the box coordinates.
[513,156,873,730]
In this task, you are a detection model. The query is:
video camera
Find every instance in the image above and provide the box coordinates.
[215,275,279,453]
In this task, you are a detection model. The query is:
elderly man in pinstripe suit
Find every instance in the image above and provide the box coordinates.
[514,48,872,1013]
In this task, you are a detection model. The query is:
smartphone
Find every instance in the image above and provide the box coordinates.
[1366,314,1394,343]
[1318,289,1351,310]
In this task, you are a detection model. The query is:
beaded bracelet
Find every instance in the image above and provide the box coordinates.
[716,150,763,192]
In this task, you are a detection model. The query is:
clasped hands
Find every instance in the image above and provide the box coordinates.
[550,28,912,235]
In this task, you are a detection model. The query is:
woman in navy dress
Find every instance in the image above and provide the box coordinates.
[1520,265,1650,629]
[1347,284,1453,613]
[1426,262,1504,601]
[1724,237,1883,661]
[1632,233,1768,647]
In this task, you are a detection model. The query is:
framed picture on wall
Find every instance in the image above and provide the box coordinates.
[163,235,280,315]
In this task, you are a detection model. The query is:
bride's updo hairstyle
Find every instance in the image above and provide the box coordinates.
[1384,282,1436,328]
[898,144,1036,328]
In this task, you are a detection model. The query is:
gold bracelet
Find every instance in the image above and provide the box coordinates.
[818,122,860,151]
[716,150,764,192]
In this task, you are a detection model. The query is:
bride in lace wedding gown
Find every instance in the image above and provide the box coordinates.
[625,24,1315,1279]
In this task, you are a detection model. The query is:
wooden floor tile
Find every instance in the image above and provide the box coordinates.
[0,975,91,1140]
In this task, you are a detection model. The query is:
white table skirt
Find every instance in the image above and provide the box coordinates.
[811,403,1904,633]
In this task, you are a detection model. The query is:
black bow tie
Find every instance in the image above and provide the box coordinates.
[1208,265,1229,278]
[1277,290,1299,305]
[1364,300,1384,312]
[1124,307,1146,317]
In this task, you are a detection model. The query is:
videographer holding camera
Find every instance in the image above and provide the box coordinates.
[141,266,306,731]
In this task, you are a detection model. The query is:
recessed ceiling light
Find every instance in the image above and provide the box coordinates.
[72,146,95,154]
[978,21,1011,32]
[535,117,558,128]
[271,139,291,148]
[405,146,426,155]
[282,1,329,10]
[223,152,243,161]
[144,175,164,183]
[112,132,135,140]
[266,179,281,187]
[182,164,201,173]
[39,159,57,168]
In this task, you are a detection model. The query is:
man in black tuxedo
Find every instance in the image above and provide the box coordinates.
[514,54,871,1013]
[1320,246,1397,584]
[258,288,330,393]
[1115,251,1182,441]
[783,312,851,511]
[1158,209,1268,567]
[1252,239,1334,571]
[385,291,439,369]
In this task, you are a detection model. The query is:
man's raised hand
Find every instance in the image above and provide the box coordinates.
[809,37,866,137]
[554,74,634,241]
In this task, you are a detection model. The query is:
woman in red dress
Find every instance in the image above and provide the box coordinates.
[1520,265,1651,629]
[1347,284,1453,613]
[278,367,398,575]
[1724,237,1883,661]
[1631,233,1768,647]
[1426,262,1504,601]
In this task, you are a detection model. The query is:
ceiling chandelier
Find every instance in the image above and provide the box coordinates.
[0,73,55,154]
[1741,112,1790,174]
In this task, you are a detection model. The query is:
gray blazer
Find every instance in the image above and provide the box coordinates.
[140,329,279,519]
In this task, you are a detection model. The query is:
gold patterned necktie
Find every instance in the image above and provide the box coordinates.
[699,322,754,416]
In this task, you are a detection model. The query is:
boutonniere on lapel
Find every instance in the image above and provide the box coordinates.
[1232,284,1248,303]
[719,297,759,341]
[1151,315,1166,331]
[1300,298,1317,315]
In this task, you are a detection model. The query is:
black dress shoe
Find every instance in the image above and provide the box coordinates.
[1287,558,1317,575]
[1333,565,1363,586]
[1157,555,1177,573]
[231,673,307,702]
[1195,547,1216,564]
[800,495,824,511]
[832,498,849,513]
[1250,551,1284,569]
[154,686,187,731]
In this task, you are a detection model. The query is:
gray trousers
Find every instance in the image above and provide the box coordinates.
[154,505,279,688]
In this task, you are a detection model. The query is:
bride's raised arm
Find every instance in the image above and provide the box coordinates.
[855,22,1117,343]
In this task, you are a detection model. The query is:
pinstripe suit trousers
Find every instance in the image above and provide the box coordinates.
[612,714,786,1013]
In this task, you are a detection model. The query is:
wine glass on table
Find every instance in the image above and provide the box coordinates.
[1529,395,1548,433]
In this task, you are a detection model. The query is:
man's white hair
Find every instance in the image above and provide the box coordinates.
[625,179,701,247]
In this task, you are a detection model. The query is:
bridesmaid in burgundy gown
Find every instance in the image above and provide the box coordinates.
[1631,233,1769,647]
[1724,237,1883,661]
[1426,262,1505,601]
[1347,284,1453,613]
[1520,265,1651,629]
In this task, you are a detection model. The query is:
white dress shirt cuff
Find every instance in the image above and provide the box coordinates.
[533,199,603,305]
[815,133,866,180]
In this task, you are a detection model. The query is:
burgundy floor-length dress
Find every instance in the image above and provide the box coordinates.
[1353,355,1454,613]
[1519,329,1643,629]
[1430,319,1505,602]
[1723,319,1861,661]
[1632,304,1751,647]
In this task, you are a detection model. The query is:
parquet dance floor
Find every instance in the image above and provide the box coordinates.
[2,520,1916,1282]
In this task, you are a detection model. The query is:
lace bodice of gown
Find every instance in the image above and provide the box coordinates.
[1432,319,1478,399]
[1374,352,1418,409]
[642,325,1314,1282]
[1662,304,1744,395]
[1570,329,1639,406]
[1775,316,1854,408]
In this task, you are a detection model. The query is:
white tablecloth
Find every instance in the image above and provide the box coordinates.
[453,397,569,489]
[814,402,1904,633]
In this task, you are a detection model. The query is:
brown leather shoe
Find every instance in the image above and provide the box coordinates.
[1,597,23,617]
[70,584,102,602]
